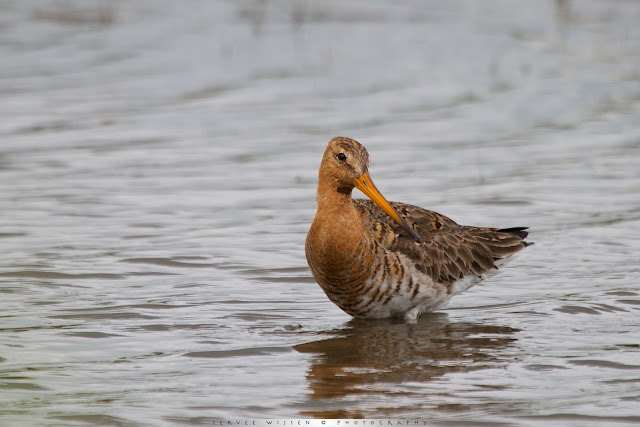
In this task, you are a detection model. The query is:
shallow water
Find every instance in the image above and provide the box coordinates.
[1,0,640,425]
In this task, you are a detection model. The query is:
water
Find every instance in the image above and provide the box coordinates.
[1,0,639,425]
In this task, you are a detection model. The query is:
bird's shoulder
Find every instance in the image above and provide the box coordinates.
[353,198,459,243]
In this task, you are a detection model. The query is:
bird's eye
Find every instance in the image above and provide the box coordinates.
[337,152,347,161]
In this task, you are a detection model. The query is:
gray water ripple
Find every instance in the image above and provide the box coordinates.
[1,0,639,424]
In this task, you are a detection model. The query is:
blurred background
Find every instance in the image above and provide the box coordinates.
[1,0,639,425]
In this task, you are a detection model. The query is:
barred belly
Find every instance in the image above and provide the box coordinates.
[334,251,450,319]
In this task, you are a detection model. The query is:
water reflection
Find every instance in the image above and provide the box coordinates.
[295,314,518,417]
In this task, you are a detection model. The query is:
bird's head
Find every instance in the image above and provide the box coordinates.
[319,137,422,243]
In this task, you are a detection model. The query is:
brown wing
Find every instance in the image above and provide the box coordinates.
[353,199,531,284]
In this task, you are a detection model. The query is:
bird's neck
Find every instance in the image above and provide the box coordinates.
[315,177,354,211]
[306,179,375,289]
[314,179,363,237]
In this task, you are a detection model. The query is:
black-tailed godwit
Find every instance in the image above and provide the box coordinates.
[305,137,532,322]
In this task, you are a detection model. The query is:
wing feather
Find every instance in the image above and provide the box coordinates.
[353,199,531,285]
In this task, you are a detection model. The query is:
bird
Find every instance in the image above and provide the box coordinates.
[305,137,532,323]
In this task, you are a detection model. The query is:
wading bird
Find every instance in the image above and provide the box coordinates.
[305,137,532,322]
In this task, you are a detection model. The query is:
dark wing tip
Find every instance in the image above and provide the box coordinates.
[496,226,534,247]
[497,226,529,239]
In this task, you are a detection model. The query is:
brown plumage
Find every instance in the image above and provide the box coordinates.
[305,137,532,322]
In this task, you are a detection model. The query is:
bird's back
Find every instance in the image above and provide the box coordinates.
[353,199,532,290]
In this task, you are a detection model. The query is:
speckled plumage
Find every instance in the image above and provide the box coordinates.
[305,137,532,322]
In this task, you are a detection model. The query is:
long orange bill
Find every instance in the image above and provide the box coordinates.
[354,171,423,243]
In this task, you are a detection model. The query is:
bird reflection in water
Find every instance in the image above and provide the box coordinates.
[294,313,518,418]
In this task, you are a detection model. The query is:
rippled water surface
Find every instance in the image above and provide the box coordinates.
[2,1,640,425]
